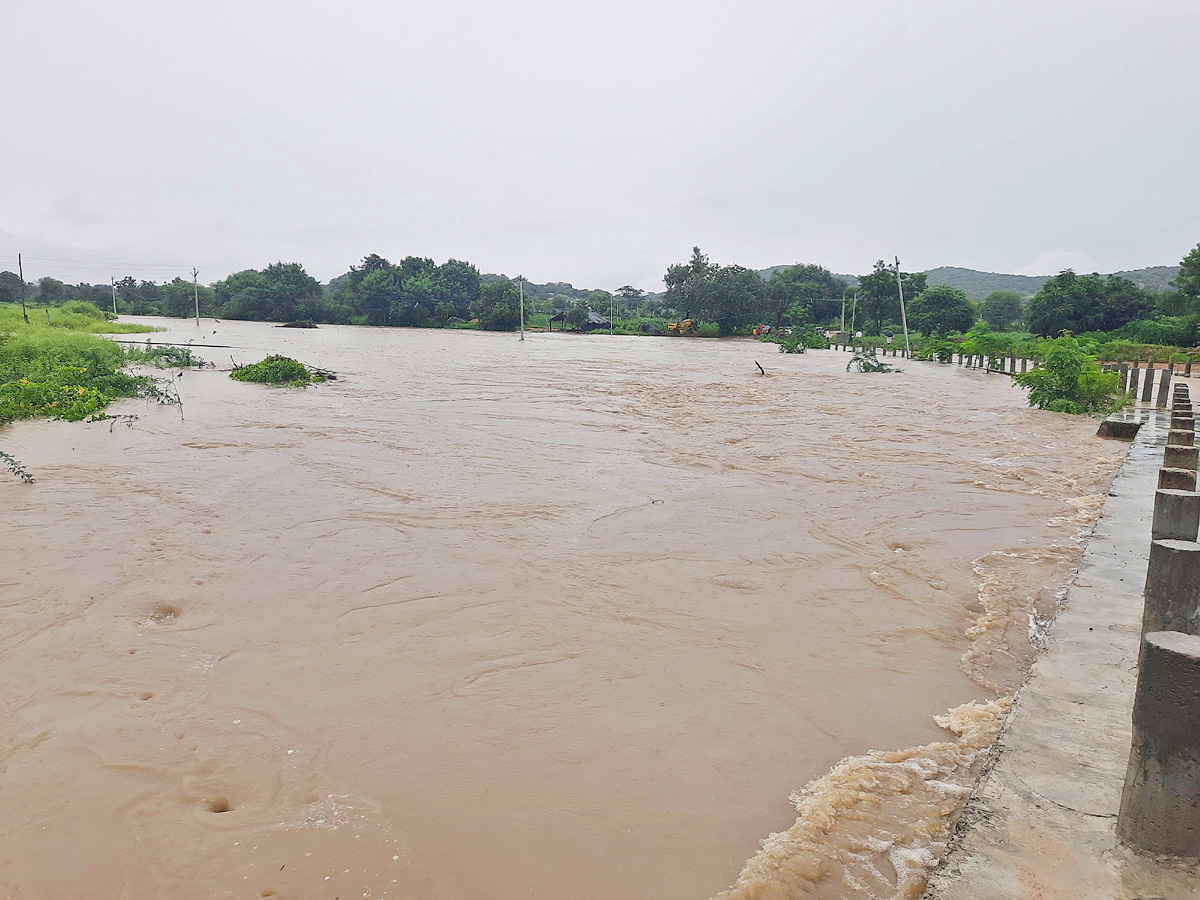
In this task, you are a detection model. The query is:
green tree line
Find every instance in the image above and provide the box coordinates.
[658,243,1200,342]
[4,243,1199,339]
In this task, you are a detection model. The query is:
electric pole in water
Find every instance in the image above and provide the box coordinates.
[518,276,525,341]
[18,253,29,323]
[191,267,200,325]
[894,256,911,358]
[841,286,846,332]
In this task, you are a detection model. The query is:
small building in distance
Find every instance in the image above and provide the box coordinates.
[548,309,611,332]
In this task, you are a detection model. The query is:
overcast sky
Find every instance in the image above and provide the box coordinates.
[3,0,1197,290]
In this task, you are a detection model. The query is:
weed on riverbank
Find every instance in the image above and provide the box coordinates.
[0,330,155,426]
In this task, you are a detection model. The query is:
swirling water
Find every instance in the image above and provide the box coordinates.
[0,320,1121,899]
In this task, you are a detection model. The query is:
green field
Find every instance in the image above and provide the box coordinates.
[0,301,158,334]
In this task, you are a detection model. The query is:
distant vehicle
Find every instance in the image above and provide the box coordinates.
[667,319,699,336]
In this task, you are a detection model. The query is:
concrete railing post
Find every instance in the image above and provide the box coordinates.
[1157,368,1173,408]
[1141,539,1200,637]
[1142,366,1157,403]
[1170,429,1195,448]
[1118,631,1200,856]
[1165,444,1199,471]
[1158,468,1198,491]
[1152,490,1200,542]
[1130,362,1141,396]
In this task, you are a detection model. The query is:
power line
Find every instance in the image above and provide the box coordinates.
[22,255,191,269]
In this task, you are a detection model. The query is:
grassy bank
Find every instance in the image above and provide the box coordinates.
[1,301,158,334]
[0,302,161,429]
[0,330,155,426]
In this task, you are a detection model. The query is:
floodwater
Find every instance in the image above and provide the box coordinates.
[0,320,1122,900]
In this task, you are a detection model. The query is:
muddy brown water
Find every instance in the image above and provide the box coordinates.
[0,321,1122,900]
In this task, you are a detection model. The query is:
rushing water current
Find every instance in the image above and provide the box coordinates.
[0,320,1123,900]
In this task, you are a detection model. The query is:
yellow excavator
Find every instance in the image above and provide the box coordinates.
[667,318,699,336]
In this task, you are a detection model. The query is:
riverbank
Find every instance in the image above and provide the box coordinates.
[925,399,1200,900]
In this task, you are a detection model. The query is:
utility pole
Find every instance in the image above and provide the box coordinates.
[110,276,118,315]
[850,289,859,336]
[840,286,846,332]
[894,256,911,358]
[610,292,614,335]
[17,253,28,323]
[191,267,200,325]
[518,276,525,341]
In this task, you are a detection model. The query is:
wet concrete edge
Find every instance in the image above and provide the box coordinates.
[924,407,1200,900]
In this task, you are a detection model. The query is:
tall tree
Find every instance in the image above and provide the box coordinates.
[980,290,1024,330]
[36,277,66,305]
[766,264,844,328]
[908,285,975,336]
[663,249,765,332]
[663,247,715,318]
[0,271,23,299]
[160,277,216,318]
[615,285,645,318]
[693,265,766,334]
[1025,270,1154,336]
[856,261,927,335]
[433,259,482,309]
[1171,242,1200,302]
[213,262,322,322]
[475,278,521,330]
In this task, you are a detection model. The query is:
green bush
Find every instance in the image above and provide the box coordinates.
[230,355,324,386]
[0,330,153,425]
[1119,316,1200,348]
[777,335,805,353]
[847,347,899,373]
[914,339,956,363]
[1011,335,1125,416]
[59,300,112,320]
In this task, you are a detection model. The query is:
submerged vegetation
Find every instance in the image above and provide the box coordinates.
[0,329,155,426]
[847,347,900,373]
[0,449,34,483]
[125,343,212,368]
[0,303,192,479]
[230,355,327,386]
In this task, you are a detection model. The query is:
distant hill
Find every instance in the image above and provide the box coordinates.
[480,274,605,306]
[1109,266,1181,294]
[921,265,1179,300]
[920,267,1047,299]
[757,264,1180,301]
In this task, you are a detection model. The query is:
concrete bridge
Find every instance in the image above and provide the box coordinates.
[926,383,1200,900]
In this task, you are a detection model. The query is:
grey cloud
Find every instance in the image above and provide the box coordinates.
[2,0,1197,290]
